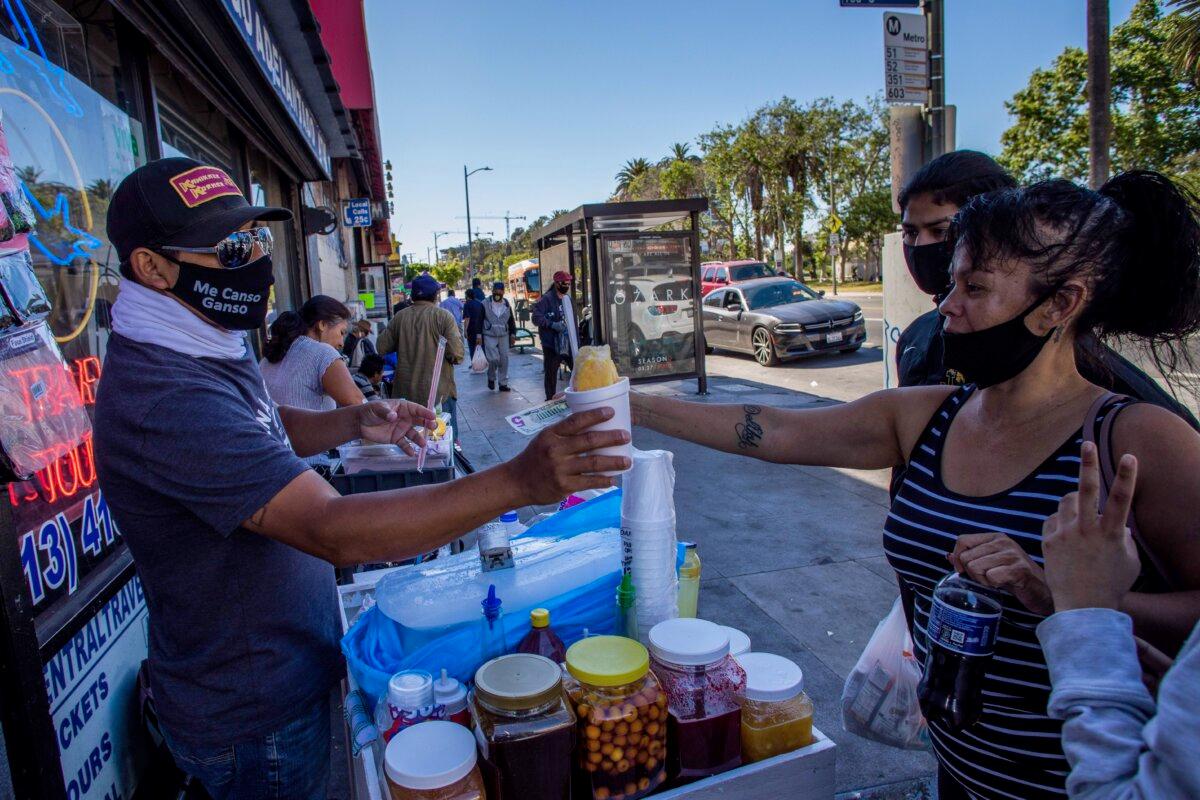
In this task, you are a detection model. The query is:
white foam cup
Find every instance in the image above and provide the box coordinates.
[563,376,632,476]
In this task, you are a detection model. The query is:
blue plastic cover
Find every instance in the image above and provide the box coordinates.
[341,488,685,708]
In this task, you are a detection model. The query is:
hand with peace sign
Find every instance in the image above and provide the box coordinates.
[1042,440,1141,613]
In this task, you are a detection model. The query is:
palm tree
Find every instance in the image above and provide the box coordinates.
[614,158,652,197]
[87,178,115,200]
[659,142,700,166]
[1168,0,1200,80]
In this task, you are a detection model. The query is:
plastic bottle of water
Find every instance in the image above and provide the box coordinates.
[500,510,527,538]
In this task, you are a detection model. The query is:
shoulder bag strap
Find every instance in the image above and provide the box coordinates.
[1084,392,1177,592]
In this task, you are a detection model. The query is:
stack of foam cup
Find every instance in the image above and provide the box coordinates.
[620,448,678,644]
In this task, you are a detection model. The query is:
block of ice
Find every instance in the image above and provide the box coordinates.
[375,529,622,650]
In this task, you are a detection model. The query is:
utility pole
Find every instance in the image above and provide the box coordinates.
[926,0,946,159]
[462,165,493,282]
[1087,0,1111,188]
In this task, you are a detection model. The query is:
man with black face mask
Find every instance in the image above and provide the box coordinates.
[94,159,632,798]
[897,151,1018,387]
[532,271,577,401]
[897,151,1198,427]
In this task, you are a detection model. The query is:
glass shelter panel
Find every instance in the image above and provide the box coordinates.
[602,233,697,379]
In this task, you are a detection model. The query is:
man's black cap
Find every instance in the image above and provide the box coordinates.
[107,157,291,269]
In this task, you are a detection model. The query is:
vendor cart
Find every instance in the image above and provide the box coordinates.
[335,568,836,800]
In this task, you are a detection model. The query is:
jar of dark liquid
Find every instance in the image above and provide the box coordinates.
[648,618,746,785]
[562,635,668,800]
[470,653,576,800]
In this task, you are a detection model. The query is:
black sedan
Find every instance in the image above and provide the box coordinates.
[701,277,866,366]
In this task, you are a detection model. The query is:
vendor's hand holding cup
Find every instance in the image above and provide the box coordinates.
[511,408,631,505]
[563,376,633,476]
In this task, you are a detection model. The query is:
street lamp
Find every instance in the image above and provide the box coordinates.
[464,165,492,282]
[432,230,453,265]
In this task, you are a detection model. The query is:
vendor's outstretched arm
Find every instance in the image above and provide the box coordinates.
[632,387,950,470]
[244,409,630,567]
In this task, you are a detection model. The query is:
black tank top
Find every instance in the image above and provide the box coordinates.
[883,386,1136,800]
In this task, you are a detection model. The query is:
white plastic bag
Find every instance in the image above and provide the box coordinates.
[841,597,930,750]
[470,347,487,373]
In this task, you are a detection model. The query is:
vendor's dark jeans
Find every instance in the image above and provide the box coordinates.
[164,696,329,800]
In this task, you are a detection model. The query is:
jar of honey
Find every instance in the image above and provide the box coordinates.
[470,653,575,800]
[647,618,746,785]
[563,635,668,800]
[383,721,485,800]
[736,652,813,763]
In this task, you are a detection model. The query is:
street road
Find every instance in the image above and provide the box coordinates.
[702,293,886,403]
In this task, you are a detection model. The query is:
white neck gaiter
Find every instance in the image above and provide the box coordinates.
[111,279,247,360]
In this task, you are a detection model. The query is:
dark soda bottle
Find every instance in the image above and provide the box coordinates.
[515,607,566,662]
[917,572,1003,731]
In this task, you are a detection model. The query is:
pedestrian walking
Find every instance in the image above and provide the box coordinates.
[463,286,485,359]
[95,157,629,800]
[482,280,517,391]
[376,273,465,431]
[532,270,576,401]
[353,353,386,401]
[1035,443,1200,799]
[631,171,1200,800]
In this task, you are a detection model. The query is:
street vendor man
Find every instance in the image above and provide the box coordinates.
[94,157,630,799]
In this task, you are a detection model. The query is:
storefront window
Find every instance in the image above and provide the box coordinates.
[0,0,145,601]
[249,147,299,316]
[150,51,235,171]
[602,234,697,379]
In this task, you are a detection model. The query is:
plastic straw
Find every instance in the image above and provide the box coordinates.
[416,335,447,473]
[560,291,579,357]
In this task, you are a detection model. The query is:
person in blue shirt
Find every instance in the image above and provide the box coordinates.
[94,157,631,800]
[1037,442,1200,799]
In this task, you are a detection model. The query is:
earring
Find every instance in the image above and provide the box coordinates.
[1052,327,1063,343]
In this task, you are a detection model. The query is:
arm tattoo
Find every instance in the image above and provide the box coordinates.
[734,404,764,450]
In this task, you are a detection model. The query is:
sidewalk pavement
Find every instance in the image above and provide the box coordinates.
[453,347,937,799]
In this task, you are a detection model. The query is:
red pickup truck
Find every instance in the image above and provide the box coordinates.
[700,260,777,296]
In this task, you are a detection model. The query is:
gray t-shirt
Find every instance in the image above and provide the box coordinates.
[94,333,341,748]
[259,335,340,412]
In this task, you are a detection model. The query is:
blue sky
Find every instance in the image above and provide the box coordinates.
[365,0,1138,262]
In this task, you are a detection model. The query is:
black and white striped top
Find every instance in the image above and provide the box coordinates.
[884,386,1135,800]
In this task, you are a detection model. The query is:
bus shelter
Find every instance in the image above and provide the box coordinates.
[529,199,709,391]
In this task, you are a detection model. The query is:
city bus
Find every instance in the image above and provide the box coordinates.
[506,258,541,324]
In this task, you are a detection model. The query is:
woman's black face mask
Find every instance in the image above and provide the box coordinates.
[903,240,953,297]
[941,294,1056,388]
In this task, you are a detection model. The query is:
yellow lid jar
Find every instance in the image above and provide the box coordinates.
[563,636,668,800]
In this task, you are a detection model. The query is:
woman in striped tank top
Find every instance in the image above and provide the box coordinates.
[633,172,1200,799]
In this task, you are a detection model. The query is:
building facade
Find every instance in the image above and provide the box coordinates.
[0,0,389,797]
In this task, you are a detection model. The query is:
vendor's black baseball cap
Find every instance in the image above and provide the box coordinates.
[107,157,291,277]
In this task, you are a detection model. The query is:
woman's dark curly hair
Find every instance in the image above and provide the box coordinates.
[948,170,1200,390]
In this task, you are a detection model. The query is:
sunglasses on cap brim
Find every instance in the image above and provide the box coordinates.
[161,226,274,269]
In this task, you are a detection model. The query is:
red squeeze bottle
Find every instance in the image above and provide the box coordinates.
[516,608,566,663]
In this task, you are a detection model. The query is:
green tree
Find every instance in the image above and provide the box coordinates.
[431,258,465,288]
[614,158,652,198]
[1001,0,1200,183]
[1167,0,1200,80]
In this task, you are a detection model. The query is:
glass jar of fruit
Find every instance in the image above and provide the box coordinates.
[563,635,668,800]
[647,618,746,785]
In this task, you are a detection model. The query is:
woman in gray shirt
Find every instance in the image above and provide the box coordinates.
[261,296,365,464]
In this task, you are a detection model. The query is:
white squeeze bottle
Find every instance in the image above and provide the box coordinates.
[677,542,701,618]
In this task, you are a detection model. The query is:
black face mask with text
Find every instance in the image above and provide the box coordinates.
[903,241,953,298]
[940,295,1054,388]
[163,252,275,330]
